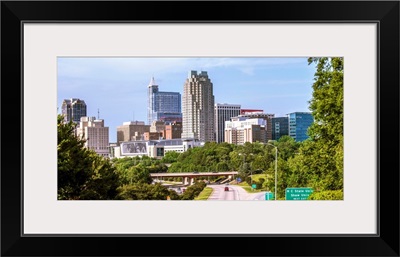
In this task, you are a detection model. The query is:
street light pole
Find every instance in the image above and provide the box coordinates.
[274,146,277,200]
[251,169,253,188]
[266,143,278,200]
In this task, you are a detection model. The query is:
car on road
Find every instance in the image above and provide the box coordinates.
[224,186,229,191]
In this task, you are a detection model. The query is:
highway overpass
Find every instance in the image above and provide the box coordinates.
[149,171,239,185]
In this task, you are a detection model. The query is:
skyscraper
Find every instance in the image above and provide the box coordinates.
[288,112,314,142]
[214,103,241,143]
[182,71,215,142]
[61,98,87,123]
[147,77,181,125]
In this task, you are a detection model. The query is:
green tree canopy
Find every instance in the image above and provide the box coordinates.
[57,115,120,200]
[287,57,344,195]
[116,183,179,200]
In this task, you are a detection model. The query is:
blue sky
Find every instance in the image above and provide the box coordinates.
[58,57,316,143]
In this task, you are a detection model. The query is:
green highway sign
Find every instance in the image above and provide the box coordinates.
[285,188,313,200]
[265,192,274,200]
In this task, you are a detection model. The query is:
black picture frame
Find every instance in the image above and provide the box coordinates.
[1,1,399,256]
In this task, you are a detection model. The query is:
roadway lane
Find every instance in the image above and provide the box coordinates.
[207,184,266,201]
[247,192,268,201]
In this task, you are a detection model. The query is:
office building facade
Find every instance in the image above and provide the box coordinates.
[240,109,263,115]
[182,71,215,142]
[61,98,87,123]
[239,112,274,141]
[224,116,267,145]
[214,103,241,143]
[116,121,150,145]
[288,112,314,142]
[272,117,289,140]
[76,116,109,158]
[165,121,182,139]
[147,77,181,125]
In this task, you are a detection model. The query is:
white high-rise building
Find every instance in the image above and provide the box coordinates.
[77,116,109,158]
[224,116,267,145]
[214,103,241,143]
[182,71,215,142]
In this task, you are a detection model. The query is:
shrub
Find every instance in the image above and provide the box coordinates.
[308,190,343,200]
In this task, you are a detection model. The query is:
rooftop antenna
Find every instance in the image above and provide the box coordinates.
[97,108,100,119]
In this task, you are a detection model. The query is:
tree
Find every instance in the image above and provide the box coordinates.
[239,162,251,183]
[275,136,300,161]
[161,151,180,164]
[116,183,179,200]
[57,115,120,200]
[180,181,207,200]
[216,161,229,172]
[287,58,344,194]
[251,154,269,171]
[308,57,344,145]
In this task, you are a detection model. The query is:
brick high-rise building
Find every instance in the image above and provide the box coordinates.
[116,121,150,145]
[165,121,182,139]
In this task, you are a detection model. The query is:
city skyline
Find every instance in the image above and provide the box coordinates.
[57,57,316,143]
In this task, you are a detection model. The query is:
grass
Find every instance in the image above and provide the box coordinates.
[161,180,183,185]
[241,185,265,193]
[252,174,269,181]
[194,187,213,200]
[237,173,269,193]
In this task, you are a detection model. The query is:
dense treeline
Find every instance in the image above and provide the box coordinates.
[57,115,120,200]
[57,57,343,200]
[57,116,206,200]
[293,57,344,198]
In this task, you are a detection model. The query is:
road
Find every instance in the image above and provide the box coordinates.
[207,184,268,201]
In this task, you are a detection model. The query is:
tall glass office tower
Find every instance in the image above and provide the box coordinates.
[288,112,314,142]
[147,77,181,125]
